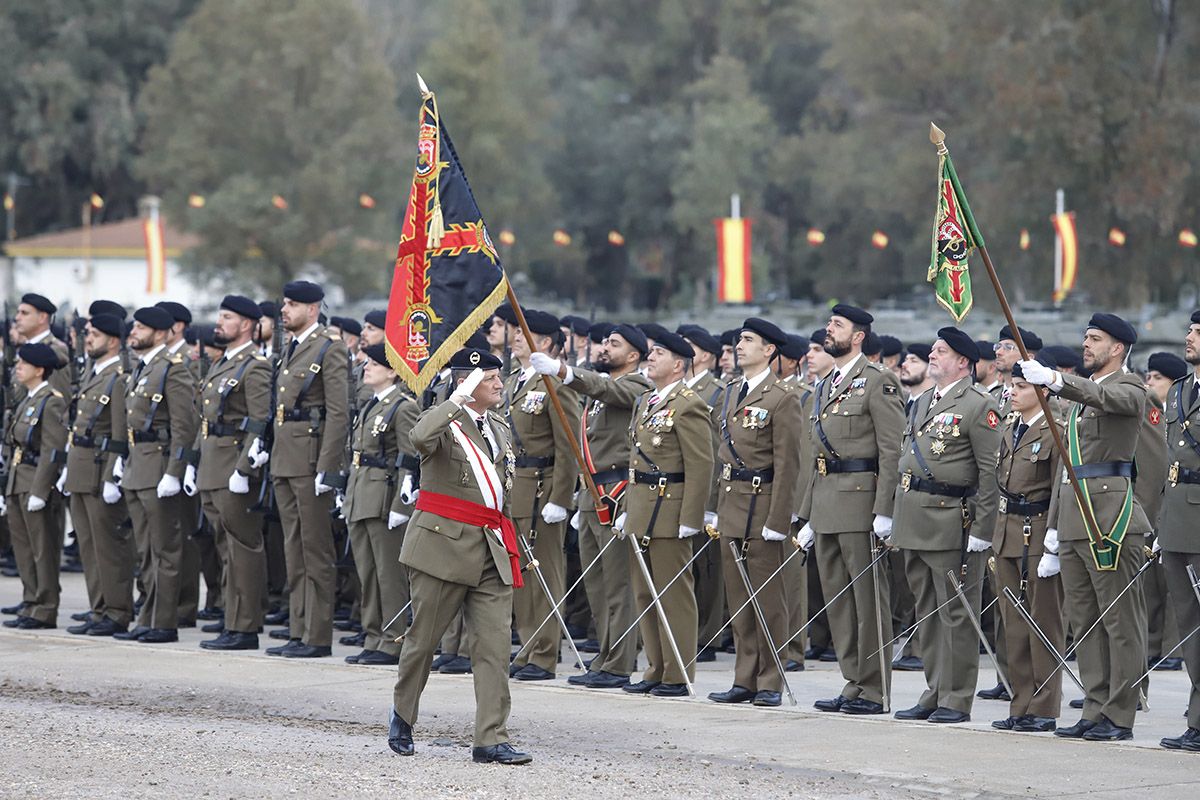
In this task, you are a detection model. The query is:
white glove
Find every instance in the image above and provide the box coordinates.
[704,511,718,528]
[55,469,70,497]
[102,481,121,504]
[541,502,569,524]
[334,491,344,510]
[1017,359,1057,387]
[0,495,6,516]
[795,522,815,552]
[315,472,334,496]
[157,473,181,498]
[183,465,198,497]
[570,509,581,529]
[761,526,787,542]
[112,456,124,480]
[399,473,418,505]
[26,495,46,512]
[678,525,701,538]
[228,470,250,494]
[872,514,893,539]
[967,535,991,553]
[450,367,485,405]
[529,352,561,376]
[1037,553,1061,578]
[388,511,409,530]
[248,437,270,469]
[1044,528,1059,554]
[614,512,627,532]
[1151,537,1162,555]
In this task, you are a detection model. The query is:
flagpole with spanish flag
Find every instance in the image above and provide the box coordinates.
[143,195,167,294]
[715,194,751,303]
[1051,188,1077,305]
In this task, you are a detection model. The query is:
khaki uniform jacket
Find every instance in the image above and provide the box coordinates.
[65,358,127,493]
[123,348,197,492]
[799,358,904,532]
[193,346,273,491]
[1134,393,1167,529]
[1046,371,1152,542]
[344,385,420,522]
[5,383,67,497]
[689,370,725,512]
[715,371,804,538]
[400,400,516,587]
[1161,375,1200,552]
[792,378,816,520]
[625,382,715,538]
[993,413,1060,557]
[569,367,652,513]
[504,369,580,517]
[892,380,1000,551]
[271,327,350,479]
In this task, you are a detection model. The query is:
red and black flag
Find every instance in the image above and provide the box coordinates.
[385,78,507,393]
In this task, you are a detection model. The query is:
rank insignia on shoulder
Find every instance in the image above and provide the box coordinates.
[50,389,64,398]
[971,385,990,397]
[167,353,184,364]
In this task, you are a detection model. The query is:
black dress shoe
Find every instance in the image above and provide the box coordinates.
[1,602,29,615]
[753,690,782,707]
[266,638,303,656]
[200,632,258,651]
[818,648,838,662]
[282,643,331,658]
[67,620,94,635]
[357,650,399,666]
[695,646,717,663]
[178,618,196,629]
[138,627,178,643]
[976,683,1011,701]
[70,610,91,622]
[804,644,824,660]
[268,627,292,641]
[432,652,458,671]
[264,609,289,625]
[2,617,26,628]
[1082,716,1133,741]
[1069,697,1084,709]
[567,671,596,686]
[1153,657,1184,671]
[650,683,688,697]
[579,638,601,653]
[928,707,970,724]
[894,704,936,721]
[891,655,924,671]
[814,695,849,712]
[439,656,472,674]
[345,649,367,664]
[196,606,224,621]
[1160,727,1200,750]
[340,631,366,647]
[709,685,756,704]
[333,619,361,632]
[472,742,532,765]
[201,621,225,634]
[1054,718,1098,738]
[841,698,885,715]
[87,618,126,637]
[114,625,151,641]
[622,679,660,694]
[388,711,414,756]
[513,664,555,681]
[1014,716,1057,733]
[992,715,1022,730]
[17,616,56,629]
[785,659,805,672]
[588,671,630,689]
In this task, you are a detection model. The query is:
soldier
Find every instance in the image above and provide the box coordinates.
[343,343,419,666]
[976,343,1000,396]
[362,310,387,349]
[8,294,70,400]
[777,333,813,670]
[388,348,532,765]
[707,317,804,707]
[505,309,581,681]
[533,324,651,689]
[1,344,67,630]
[718,330,739,382]
[112,307,197,643]
[263,281,350,659]
[880,335,904,375]
[993,325,1043,415]
[799,305,904,715]
[61,313,133,637]
[803,329,836,663]
[892,328,999,724]
[1158,311,1200,751]
[190,296,272,651]
[1019,313,1152,741]
[990,355,1064,733]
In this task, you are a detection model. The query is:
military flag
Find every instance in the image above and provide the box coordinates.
[385,78,507,394]
[143,203,167,294]
[715,216,752,303]
[927,149,982,323]
[1052,211,1078,303]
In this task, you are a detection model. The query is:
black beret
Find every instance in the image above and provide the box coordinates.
[974,340,996,361]
[637,322,671,343]
[719,329,739,348]
[588,321,613,345]
[524,309,561,336]
[17,342,57,371]
[740,317,787,348]
[155,301,191,325]
[937,327,979,362]
[1086,312,1137,345]
[1147,352,1188,381]
[89,299,127,320]
[183,325,199,346]
[318,312,327,325]
[677,325,721,356]
[133,306,175,331]
[20,293,56,315]
[997,324,1043,352]
[879,335,903,357]
[561,315,591,337]
[449,347,503,370]
[1191,309,1200,326]
[51,321,65,340]
[907,342,932,363]
[335,317,362,337]
[363,343,391,367]
[653,330,694,360]
[283,280,324,303]
[830,304,873,326]
[364,309,387,329]
[494,303,517,325]
[89,313,124,338]
[780,334,808,361]
[810,328,827,347]
[465,331,489,350]
[610,323,648,358]
[1012,351,1058,381]
[199,326,224,350]
[863,331,882,356]
[258,300,279,318]
[220,294,262,321]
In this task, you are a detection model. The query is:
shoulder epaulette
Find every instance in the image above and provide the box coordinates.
[774,380,793,392]
[167,353,184,364]
[1172,374,1189,386]
[50,389,64,399]
[679,387,695,398]
[865,362,885,372]
[252,354,267,361]
[971,384,990,397]
[489,413,510,428]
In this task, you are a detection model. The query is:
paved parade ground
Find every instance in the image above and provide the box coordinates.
[2,571,1198,800]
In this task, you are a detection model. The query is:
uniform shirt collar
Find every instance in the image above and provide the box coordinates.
[934,376,967,398]
[27,329,51,345]
[141,344,166,364]
[295,322,320,344]
[654,379,682,401]
[374,384,398,402]
[686,369,710,388]
[92,355,120,375]
[224,341,253,360]
[743,367,771,395]
[168,338,187,355]
[27,381,48,397]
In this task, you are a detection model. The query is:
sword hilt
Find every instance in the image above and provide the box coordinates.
[704,524,720,540]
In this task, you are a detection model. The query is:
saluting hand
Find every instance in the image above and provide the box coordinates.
[530,352,562,377]
[1017,359,1058,387]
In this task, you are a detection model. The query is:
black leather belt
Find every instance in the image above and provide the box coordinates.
[514,455,554,469]
[99,437,129,456]
[1073,461,1133,480]
[900,473,976,498]
[1168,463,1200,486]
[201,420,241,438]
[630,469,685,485]
[279,407,326,422]
[815,455,878,475]
[591,468,625,485]
[130,429,162,444]
[71,434,98,449]
[397,453,419,471]
[998,494,1050,516]
[720,464,775,483]
[353,452,391,469]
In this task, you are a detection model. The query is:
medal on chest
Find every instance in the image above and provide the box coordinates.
[742,406,769,429]
[520,390,547,415]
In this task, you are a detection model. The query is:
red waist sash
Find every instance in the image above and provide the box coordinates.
[414,490,522,588]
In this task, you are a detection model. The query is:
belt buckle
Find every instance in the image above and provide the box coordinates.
[656,477,668,497]
[67,431,75,447]
[751,475,762,492]
[998,496,1008,514]
[201,419,209,437]
[276,404,285,426]
[721,463,731,481]
[628,468,636,483]
[901,472,912,492]
[1169,462,1180,487]
[11,447,21,466]
[127,429,135,447]
[816,455,827,476]
[352,451,361,467]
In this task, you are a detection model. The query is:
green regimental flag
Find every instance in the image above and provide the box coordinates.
[927,151,982,323]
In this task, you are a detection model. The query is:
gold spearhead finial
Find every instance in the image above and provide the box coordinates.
[930,122,948,155]
[416,72,432,97]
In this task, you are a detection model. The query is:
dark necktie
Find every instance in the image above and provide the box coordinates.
[737,381,749,405]
[359,397,379,428]
[1013,422,1028,450]
[1191,379,1199,409]
[476,416,495,457]
[905,397,915,415]
[286,338,298,362]
[931,389,942,407]
[131,360,146,384]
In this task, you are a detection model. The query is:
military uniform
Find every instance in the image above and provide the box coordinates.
[892,377,1000,715]
[800,355,904,707]
[786,377,817,664]
[686,368,726,651]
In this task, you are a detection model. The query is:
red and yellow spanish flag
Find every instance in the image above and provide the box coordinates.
[714,217,752,303]
[1052,211,1077,303]
[143,212,166,294]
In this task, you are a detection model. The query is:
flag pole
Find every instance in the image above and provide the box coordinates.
[929,123,1108,564]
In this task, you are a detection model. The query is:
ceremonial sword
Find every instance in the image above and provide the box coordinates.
[947,567,1014,700]
[1127,563,1200,689]
[867,572,993,662]
[1001,585,1085,694]
[517,534,586,671]
[870,539,891,712]
[626,529,696,697]
[728,539,797,706]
